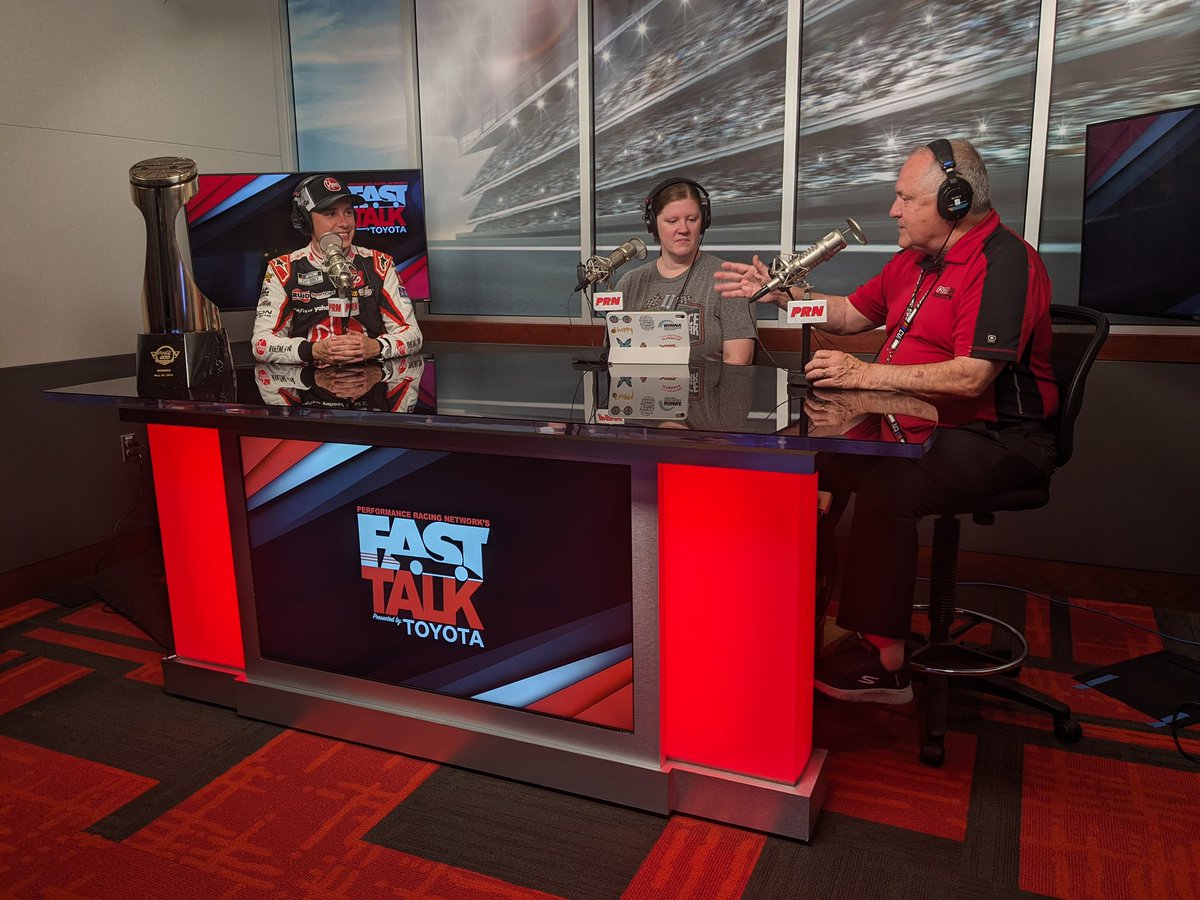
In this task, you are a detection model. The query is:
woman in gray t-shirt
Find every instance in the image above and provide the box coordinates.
[615,178,756,364]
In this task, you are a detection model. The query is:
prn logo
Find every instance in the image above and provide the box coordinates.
[358,510,490,647]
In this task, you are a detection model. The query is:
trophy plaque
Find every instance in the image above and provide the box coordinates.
[130,156,233,396]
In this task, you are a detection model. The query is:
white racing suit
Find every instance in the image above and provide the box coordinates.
[252,244,423,364]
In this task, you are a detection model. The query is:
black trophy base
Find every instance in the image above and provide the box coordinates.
[137,330,235,399]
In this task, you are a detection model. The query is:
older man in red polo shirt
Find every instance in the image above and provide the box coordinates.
[716,138,1058,704]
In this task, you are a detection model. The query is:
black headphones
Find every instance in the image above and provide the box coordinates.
[927,139,973,222]
[290,174,322,235]
[642,177,712,239]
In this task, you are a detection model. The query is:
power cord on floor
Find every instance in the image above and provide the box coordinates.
[88,436,172,651]
[93,437,150,574]
[1172,701,1200,764]
[92,587,169,653]
[918,576,1200,764]
[939,579,1200,648]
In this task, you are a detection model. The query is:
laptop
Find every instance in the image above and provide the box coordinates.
[605,311,690,364]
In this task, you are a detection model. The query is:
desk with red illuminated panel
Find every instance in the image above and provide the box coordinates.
[50,347,934,841]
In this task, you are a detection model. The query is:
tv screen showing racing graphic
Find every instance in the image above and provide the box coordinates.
[185,170,431,311]
[239,436,635,731]
[1078,103,1200,321]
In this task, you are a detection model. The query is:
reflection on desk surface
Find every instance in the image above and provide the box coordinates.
[49,344,937,454]
[252,356,431,414]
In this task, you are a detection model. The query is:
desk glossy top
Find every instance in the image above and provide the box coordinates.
[48,344,937,457]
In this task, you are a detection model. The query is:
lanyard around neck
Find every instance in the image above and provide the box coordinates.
[882,263,944,365]
[880,260,945,442]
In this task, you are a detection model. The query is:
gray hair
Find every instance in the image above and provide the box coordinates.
[912,138,993,213]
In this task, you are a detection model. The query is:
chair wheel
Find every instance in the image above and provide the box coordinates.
[920,742,946,767]
[1054,718,1083,743]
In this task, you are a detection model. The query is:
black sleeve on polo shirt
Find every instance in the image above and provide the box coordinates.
[970,228,1028,362]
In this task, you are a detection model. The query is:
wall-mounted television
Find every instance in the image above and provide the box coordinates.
[1079,104,1200,321]
[185,170,430,311]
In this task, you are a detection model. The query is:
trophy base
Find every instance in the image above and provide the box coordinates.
[137,330,234,399]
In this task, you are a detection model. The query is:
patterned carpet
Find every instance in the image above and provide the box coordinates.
[1,587,1198,899]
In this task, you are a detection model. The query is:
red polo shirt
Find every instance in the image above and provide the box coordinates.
[848,210,1058,428]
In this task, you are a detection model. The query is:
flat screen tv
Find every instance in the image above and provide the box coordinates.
[1079,103,1200,321]
[185,170,430,311]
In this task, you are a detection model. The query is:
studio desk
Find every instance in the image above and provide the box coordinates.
[50,344,936,841]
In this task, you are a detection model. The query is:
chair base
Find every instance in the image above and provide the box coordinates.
[916,515,1084,766]
[908,604,1083,767]
[909,604,1083,767]
[914,668,1083,766]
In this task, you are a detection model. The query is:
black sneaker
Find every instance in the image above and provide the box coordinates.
[815,636,913,705]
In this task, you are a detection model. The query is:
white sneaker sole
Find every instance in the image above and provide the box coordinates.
[814,681,914,705]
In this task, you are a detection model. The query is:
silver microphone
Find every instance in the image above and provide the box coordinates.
[575,238,649,291]
[318,231,356,295]
[749,218,867,302]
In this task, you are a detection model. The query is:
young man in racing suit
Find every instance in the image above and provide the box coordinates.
[252,174,423,365]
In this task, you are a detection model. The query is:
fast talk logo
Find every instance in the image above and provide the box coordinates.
[358,507,491,648]
[349,182,409,235]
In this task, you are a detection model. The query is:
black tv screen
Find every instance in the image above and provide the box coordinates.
[185,170,430,311]
[1079,104,1200,321]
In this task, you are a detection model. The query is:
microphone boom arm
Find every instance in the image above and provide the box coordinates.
[575,237,649,292]
[749,218,867,302]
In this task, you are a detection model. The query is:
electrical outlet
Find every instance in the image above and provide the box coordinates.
[120,433,137,463]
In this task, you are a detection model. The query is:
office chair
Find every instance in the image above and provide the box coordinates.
[909,305,1110,767]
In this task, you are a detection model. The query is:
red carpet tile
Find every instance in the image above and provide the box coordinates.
[1074,720,1200,757]
[1023,596,1166,667]
[4,592,1200,898]
[124,660,166,686]
[0,656,92,716]
[622,816,766,899]
[126,729,551,898]
[23,627,163,667]
[1068,599,1164,666]
[61,601,155,641]
[1025,592,1054,658]
[0,598,54,630]
[0,734,207,898]
[816,703,976,841]
[1020,744,1200,899]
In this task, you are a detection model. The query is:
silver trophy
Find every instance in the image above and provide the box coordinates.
[130,156,232,395]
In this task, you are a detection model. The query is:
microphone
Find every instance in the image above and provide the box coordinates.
[318,232,355,335]
[749,218,867,302]
[574,238,648,292]
[318,232,356,295]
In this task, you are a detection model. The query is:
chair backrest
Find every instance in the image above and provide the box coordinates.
[1048,305,1109,468]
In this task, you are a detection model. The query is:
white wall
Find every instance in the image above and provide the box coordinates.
[0,0,292,368]
[0,0,292,575]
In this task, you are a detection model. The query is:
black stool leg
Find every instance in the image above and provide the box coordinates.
[920,515,961,767]
[914,517,1084,765]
